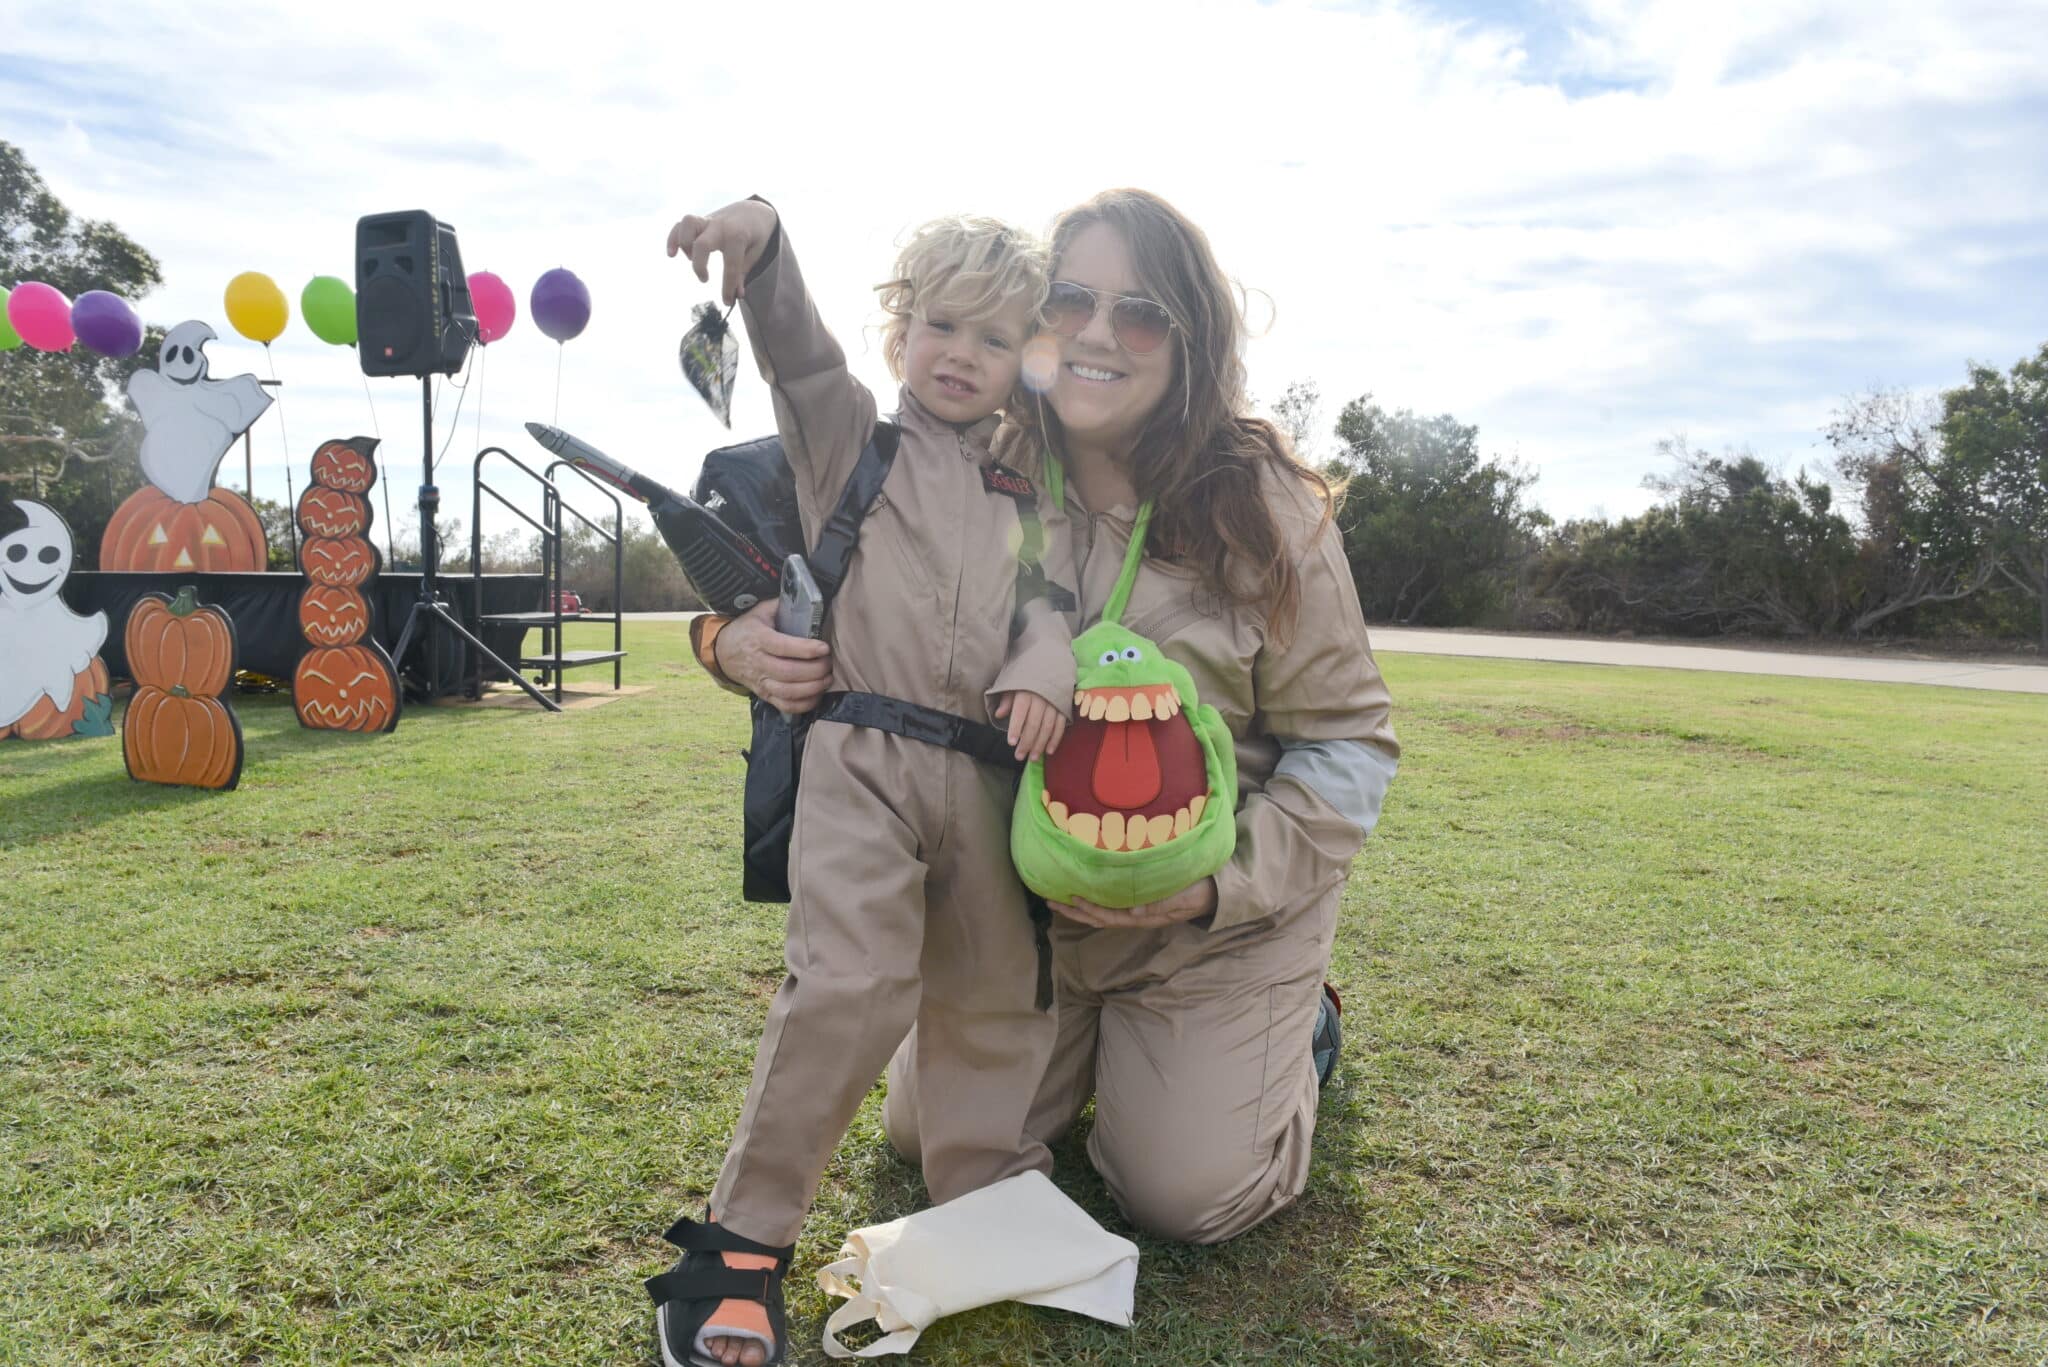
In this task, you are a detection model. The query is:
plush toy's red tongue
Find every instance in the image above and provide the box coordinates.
[1046,705,1207,829]
[1094,718,1160,810]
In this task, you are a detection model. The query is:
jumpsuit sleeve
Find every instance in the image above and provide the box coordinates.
[1207,520,1399,931]
[986,594,1076,719]
[688,613,751,696]
[736,205,879,532]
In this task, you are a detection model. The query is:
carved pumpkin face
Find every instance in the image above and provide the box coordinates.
[310,438,379,493]
[299,585,371,646]
[294,644,399,732]
[297,485,370,539]
[301,535,379,587]
[100,486,268,573]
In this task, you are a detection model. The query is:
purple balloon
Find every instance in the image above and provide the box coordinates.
[72,290,144,358]
[530,267,590,343]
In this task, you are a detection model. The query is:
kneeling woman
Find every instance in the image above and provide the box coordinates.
[704,188,1399,1249]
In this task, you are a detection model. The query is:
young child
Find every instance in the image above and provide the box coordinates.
[648,199,1072,1367]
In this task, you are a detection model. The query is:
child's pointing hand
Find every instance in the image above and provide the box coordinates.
[667,199,779,307]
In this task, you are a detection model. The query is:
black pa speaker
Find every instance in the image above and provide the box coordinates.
[356,210,476,378]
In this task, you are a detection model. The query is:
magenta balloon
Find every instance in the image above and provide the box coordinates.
[530,267,590,343]
[468,270,517,344]
[7,281,74,351]
[72,290,144,357]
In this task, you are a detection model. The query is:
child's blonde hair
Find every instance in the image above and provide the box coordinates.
[876,216,1049,381]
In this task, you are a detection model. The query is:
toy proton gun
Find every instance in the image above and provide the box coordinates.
[524,421,779,612]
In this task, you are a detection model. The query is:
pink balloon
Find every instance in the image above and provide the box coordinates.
[7,282,74,351]
[468,270,516,345]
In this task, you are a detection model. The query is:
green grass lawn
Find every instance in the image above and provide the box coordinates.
[3,621,2044,1365]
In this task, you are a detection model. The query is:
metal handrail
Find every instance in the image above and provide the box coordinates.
[544,459,626,690]
[468,444,629,701]
[471,445,567,700]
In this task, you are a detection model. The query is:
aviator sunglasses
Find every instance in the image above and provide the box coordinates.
[1039,281,1178,355]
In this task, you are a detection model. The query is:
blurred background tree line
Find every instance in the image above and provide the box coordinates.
[1273,361,2046,650]
[7,138,2042,642]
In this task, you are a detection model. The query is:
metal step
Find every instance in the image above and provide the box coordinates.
[518,650,627,669]
[482,611,618,624]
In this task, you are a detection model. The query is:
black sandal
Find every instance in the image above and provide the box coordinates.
[646,1215,796,1367]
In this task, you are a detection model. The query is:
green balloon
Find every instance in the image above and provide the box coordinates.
[0,288,21,351]
[301,275,357,346]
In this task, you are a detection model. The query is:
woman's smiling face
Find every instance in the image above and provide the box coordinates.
[1044,222,1176,451]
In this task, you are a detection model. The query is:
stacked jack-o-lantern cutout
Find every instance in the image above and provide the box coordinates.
[292,437,401,733]
[101,321,273,573]
[122,587,244,790]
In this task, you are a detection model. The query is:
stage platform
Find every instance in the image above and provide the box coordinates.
[62,572,547,698]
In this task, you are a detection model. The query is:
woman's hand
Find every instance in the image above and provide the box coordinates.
[714,600,832,715]
[1050,877,1218,931]
[666,199,778,306]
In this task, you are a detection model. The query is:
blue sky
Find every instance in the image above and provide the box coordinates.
[3,0,2045,547]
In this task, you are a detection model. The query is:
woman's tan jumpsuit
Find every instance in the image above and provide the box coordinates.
[884,459,1400,1244]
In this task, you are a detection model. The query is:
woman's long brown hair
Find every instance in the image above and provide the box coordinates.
[997,189,1334,641]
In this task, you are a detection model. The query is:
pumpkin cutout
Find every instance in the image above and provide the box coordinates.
[121,587,244,790]
[300,535,379,587]
[310,438,378,493]
[299,585,371,646]
[296,486,370,539]
[100,485,268,572]
[293,644,400,733]
[128,587,236,696]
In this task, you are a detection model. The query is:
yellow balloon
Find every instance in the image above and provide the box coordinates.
[224,271,289,344]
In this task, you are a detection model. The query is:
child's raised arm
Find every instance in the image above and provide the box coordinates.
[666,198,876,534]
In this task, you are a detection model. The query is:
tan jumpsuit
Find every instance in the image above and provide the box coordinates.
[706,228,1074,1248]
[884,459,1400,1244]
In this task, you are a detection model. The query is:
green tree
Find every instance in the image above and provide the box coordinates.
[1937,345,2048,649]
[1826,389,1999,635]
[1327,393,1549,625]
[1,140,165,558]
[1531,439,1858,637]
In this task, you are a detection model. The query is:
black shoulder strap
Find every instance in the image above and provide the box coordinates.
[981,460,1075,616]
[808,420,900,603]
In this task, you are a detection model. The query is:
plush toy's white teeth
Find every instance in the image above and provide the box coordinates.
[1075,686,1177,722]
[1044,794,1206,850]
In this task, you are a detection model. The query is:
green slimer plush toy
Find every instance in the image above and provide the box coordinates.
[1012,496,1238,909]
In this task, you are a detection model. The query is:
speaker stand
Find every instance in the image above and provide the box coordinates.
[390,375,560,713]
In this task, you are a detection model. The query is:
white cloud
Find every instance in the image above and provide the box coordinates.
[2,0,2044,534]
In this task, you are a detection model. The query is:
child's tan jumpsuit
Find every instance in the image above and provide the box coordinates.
[884,457,1400,1244]
[707,226,1073,1249]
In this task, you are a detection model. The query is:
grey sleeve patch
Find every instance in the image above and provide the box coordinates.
[1273,737,1398,837]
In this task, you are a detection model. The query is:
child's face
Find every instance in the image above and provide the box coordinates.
[901,296,1035,426]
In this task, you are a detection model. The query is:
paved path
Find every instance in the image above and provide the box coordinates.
[1365,627,2048,695]
[625,614,2047,695]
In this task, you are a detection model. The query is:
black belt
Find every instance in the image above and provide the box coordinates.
[815,691,1022,772]
[813,689,1053,1010]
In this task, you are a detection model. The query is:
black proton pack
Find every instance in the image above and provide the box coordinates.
[543,423,1054,925]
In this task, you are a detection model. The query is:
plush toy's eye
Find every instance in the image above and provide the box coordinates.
[1120,646,1142,662]
[1098,649,1119,666]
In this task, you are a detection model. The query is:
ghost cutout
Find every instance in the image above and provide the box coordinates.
[127,321,274,503]
[0,502,109,729]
